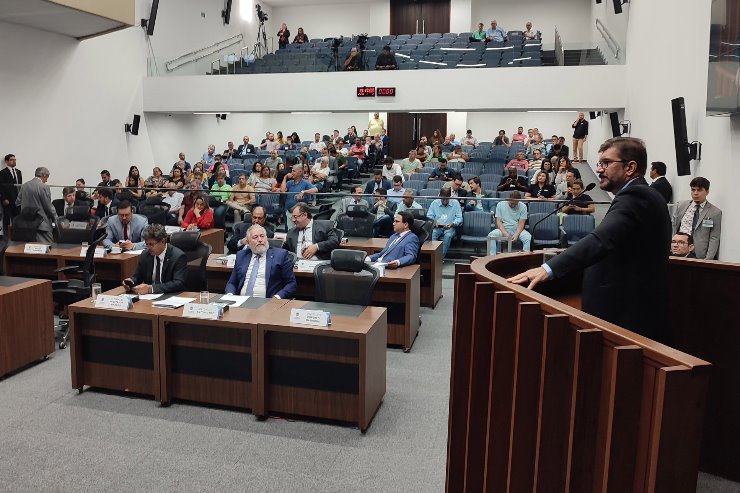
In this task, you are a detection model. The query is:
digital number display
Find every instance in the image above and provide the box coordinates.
[356,86,376,98]
[377,87,396,97]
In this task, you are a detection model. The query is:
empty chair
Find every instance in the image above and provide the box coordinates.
[526,200,557,215]
[169,231,212,291]
[562,214,595,246]
[11,207,45,242]
[419,188,440,198]
[460,211,493,252]
[314,249,380,306]
[336,204,375,238]
[56,216,100,244]
[528,212,561,248]
[425,181,444,191]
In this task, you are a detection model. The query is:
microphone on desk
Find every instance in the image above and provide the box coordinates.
[530,182,596,234]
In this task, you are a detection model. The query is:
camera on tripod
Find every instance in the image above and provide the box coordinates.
[255,3,268,23]
[356,33,368,49]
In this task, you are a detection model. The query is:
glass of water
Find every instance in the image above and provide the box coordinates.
[199,291,210,304]
[91,283,102,302]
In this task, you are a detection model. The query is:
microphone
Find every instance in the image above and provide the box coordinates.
[530,182,595,233]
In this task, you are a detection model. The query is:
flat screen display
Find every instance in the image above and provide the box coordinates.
[706,0,740,115]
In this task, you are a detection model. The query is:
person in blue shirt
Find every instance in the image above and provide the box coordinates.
[427,188,463,257]
[369,211,420,268]
[487,191,531,255]
[280,164,318,228]
[485,20,507,42]
[429,158,454,182]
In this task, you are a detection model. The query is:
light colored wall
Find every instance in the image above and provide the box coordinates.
[450,0,472,33]
[589,0,630,62]
[470,0,593,45]
[269,1,390,40]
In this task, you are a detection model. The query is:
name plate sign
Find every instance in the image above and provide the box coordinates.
[290,308,330,327]
[95,294,133,311]
[182,303,223,320]
[23,244,50,254]
[79,246,106,258]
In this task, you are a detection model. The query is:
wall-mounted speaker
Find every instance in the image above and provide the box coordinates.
[589,111,597,120]
[141,0,159,36]
[222,0,233,25]
[609,112,621,137]
[613,0,624,14]
[124,114,141,135]
[671,97,692,176]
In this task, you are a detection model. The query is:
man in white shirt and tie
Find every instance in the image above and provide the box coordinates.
[225,224,297,298]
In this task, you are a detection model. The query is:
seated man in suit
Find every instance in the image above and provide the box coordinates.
[227,205,276,253]
[95,188,117,219]
[55,186,86,217]
[364,170,391,195]
[371,188,397,237]
[225,224,296,298]
[284,203,339,260]
[671,176,722,260]
[103,199,149,250]
[332,185,369,221]
[368,211,420,268]
[123,224,188,294]
[670,232,696,258]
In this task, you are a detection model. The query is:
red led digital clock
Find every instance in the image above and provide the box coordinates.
[377,87,397,97]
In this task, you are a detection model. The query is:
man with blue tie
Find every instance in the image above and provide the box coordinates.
[225,224,297,298]
[368,211,420,268]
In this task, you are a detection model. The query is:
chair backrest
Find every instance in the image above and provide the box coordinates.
[407,208,428,221]
[528,212,560,241]
[562,214,595,245]
[171,233,211,291]
[314,249,380,306]
[462,211,493,236]
[56,217,100,244]
[139,203,170,225]
[11,207,44,242]
[336,211,376,238]
[527,200,557,215]
[65,206,93,221]
[170,230,201,251]
[411,219,431,245]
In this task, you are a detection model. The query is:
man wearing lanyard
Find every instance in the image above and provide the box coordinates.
[283,203,339,261]
[368,211,420,268]
[508,137,672,344]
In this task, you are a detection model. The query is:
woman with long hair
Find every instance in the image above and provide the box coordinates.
[525,170,556,199]
[181,194,214,230]
[254,165,277,193]
[169,167,186,189]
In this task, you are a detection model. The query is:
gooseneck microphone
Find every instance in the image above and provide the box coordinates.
[530,182,596,233]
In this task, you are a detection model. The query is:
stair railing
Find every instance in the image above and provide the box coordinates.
[554,27,564,66]
[595,18,621,62]
[165,34,244,73]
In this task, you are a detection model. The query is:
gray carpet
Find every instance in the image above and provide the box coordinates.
[0,277,735,492]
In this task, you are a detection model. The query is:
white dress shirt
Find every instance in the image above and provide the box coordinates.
[152,245,167,285]
[296,220,318,260]
[240,253,267,298]
[162,192,184,211]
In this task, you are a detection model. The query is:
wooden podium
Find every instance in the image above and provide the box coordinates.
[446,252,713,493]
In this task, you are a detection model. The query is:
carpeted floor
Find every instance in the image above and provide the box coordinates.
[0,275,736,492]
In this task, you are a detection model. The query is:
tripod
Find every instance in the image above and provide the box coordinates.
[254,19,269,58]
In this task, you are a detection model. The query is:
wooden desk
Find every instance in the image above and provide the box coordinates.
[199,228,225,254]
[257,300,387,432]
[0,277,55,377]
[158,296,289,410]
[342,239,443,308]
[60,250,140,288]
[2,242,77,279]
[205,254,420,351]
[69,287,167,399]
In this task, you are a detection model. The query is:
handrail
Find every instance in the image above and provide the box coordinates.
[554,26,564,66]
[165,34,244,72]
[595,18,620,60]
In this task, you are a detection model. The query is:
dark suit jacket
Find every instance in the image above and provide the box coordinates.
[368,231,420,266]
[225,247,297,298]
[546,177,672,343]
[364,179,391,195]
[283,219,339,260]
[129,245,188,294]
[0,167,22,205]
[650,176,672,203]
[237,143,256,156]
[54,200,86,217]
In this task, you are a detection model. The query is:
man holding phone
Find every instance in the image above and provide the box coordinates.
[103,200,148,250]
[123,224,188,295]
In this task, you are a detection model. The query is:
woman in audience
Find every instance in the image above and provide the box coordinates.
[126,175,144,201]
[181,194,214,230]
[277,24,290,50]
[274,162,289,183]
[416,144,429,165]
[128,166,145,189]
[448,145,469,162]
[145,167,166,197]
[553,156,581,187]
[525,170,557,199]
[207,159,229,177]
[191,161,205,176]
[532,159,555,184]
[276,131,286,145]
[290,131,301,145]
[169,166,186,189]
[281,136,296,151]
[208,163,231,188]
[293,27,308,44]
[253,165,277,193]
[431,129,443,146]
[302,162,314,183]
[226,174,255,222]
[248,162,263,185]
[430,144,447,162]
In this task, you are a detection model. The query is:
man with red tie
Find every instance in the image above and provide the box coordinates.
[103,200,149,251]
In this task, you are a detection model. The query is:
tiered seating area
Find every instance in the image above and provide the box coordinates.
[232,31,543,75]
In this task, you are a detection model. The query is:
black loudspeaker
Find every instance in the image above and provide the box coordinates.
[596,0,602,3]
[613,0,623,14]
[609,112,621,137]
[222,0,233,25]
[131,114,141,135]
[671,97,692,176]
[141,0,159,36]
[589,111,597,120]
[216,114,227,120]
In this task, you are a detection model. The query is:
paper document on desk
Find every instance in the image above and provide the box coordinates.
[295,260,325,272]
[153,296,195,308]
[165,226,183,235]
[369,262,387,276]
[138,293,163,300]
[123,249,144,255]
[219,294,250,306]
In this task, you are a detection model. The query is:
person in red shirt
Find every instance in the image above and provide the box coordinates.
[350,137,367,172]
[181,194,214,230]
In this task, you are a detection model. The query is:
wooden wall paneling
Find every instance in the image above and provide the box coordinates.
[462,283,498,492]
[446,270,476,493]
[534,314,576,493]
[481,291,518,493]
[506,302,544,493]
[565,328,604,493]
[647,365,710,493]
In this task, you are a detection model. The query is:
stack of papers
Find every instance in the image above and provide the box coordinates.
[295,260,325,272]
[153,296,195,308]
[165,226,183,235]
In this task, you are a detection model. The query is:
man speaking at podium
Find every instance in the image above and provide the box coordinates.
[508,137,672,343]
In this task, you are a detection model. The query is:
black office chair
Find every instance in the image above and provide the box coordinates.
[228,221,250,253]
[411,219,431,245]
[11,207,44,242]
[170,230,212,291]
[408,208,428,221]
[287,251,298,266]
[56,216,100,244]
[65,206,93,221]
[206,196,227,229]
[312,209,335,222]
[139,202,170,225]
[52,231,107,349]
[336,204,375,238]
[52,198,66,217]
[314,249,380,306]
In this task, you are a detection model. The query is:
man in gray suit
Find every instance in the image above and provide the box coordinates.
[103,199,149,251]
[331,185,369,221]
[672,176,722,260]
[15,166,57,243]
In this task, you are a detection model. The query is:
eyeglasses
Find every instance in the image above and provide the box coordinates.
[290,212,306,220]
[671,240,688,245]
[596,159,627,169]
